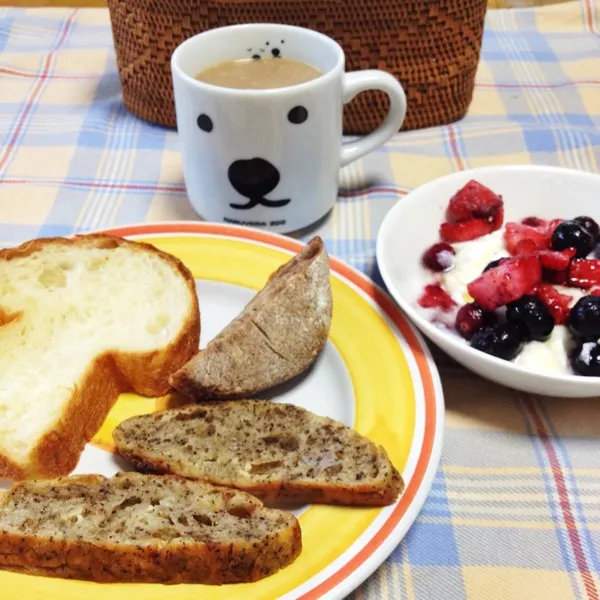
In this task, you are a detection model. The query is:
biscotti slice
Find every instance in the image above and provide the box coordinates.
[113,400,403,506]
[170,236,331,400]
[0,234,200,480]
[0,472,301,584]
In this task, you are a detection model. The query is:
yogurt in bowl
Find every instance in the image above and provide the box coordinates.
[376,165,600,398]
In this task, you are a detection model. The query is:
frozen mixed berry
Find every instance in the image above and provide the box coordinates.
[535,283,571,325]
[568,259,600,289]
[521,216,547,229]
[470,322,525,361]
[467,255,542,311]
[446,180,503,223]
[418,283,456,312]
[440,218,495,243]
[483,258,507,273]
[506,295,554,341]
[455,303,497,340]
[504,222,547,256]
[574,216,600,245]
[571,341,600,376]
[538,248,576,271]
[568,295,600,338]
[551,220,595,258]
[422,243,456,272]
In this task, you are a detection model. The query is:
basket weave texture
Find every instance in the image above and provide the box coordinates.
[107,0,488,134]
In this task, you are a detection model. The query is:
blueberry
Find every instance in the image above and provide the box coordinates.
[574,216,600,245]
[571,341,600,376]
[551,220,595,258]
[569,295,600,338]
[506,295,554,342]
[483,258,507,273]
[470,322,525,361]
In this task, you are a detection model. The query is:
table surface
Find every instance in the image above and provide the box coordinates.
[1,2,600,599]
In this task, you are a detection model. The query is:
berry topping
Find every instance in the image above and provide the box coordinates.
[571,341,600,376]
[422,243,456,272]
[542,267,569,286]
[574,216,600,245]
[455,303,497,340]
[568,259,600,289]
[418,283,456,312]
[440,218,495,243]
[470,322,526,361]
[446,180,503,223]
[491,205,505,230]
[521,216,547,229]
[568,295,600,338]
[534,283,572,325]
[506,294,554,341]
[483,258,508,273]
[467,255,542,311]
[538,248,576,271]
[504,223,547,256]
[545,218,564,239]
[551,220,595,258]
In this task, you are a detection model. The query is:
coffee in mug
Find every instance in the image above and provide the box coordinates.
[195,57,322,90]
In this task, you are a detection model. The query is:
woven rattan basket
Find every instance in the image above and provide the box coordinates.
[107,0,488,134]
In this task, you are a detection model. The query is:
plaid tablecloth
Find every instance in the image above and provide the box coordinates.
[1,2,600,599]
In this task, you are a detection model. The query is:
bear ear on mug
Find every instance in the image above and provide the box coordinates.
[171,23,406,234]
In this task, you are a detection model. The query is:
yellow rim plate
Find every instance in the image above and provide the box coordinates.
[2,222,444,600]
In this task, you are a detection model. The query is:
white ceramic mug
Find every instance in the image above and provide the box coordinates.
[171,23,407,233]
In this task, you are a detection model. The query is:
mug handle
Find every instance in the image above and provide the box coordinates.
[340,70,407,168]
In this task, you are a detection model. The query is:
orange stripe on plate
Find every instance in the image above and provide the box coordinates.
[101,222,438,598]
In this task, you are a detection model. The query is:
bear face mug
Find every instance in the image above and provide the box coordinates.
[171,23,407,233]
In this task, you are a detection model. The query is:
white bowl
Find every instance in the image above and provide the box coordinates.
[376,165,600,398]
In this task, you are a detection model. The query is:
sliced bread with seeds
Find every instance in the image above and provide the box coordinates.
[0,472,301,583]
[113,400,403,506]
[169,236,331,400]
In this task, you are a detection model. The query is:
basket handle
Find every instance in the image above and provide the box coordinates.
[340,70,407,167]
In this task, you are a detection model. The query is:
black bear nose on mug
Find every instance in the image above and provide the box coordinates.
[227,158,291,210]
[228,158,280,198]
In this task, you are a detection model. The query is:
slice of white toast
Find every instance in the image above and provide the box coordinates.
[0,235,200,480]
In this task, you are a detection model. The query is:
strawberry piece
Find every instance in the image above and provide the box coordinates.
[568,259,600,289]
[467,255,542,311]
[590,287,600,297]
[440,218,495,243]
[491,205,504,231]
[418,283,456,312]
[504,223,548,255]
[522,216,548,230]
[535,283,572,324]
[538,248,576,271]
[514,239,539,256]
[446,180,503,224]
[542,268,568,286]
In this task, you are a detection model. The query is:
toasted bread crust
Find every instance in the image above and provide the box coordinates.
[170,236,331,400]
[0,234,200,480]
[0,474,301,584]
